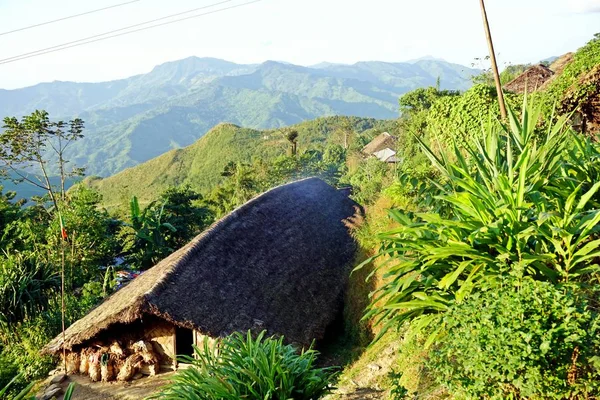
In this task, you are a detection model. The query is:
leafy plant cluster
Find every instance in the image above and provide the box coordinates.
[151,331,335,400]
[429,278,600,399]
[360,96,600,396]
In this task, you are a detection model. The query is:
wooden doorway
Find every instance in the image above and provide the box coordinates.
[175,326,195,359]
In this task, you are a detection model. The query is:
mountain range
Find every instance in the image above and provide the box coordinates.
[0,57,478,177]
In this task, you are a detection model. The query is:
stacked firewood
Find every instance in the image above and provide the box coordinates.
[61,339,160,382]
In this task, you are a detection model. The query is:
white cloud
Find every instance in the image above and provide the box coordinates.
[569,0,600,13]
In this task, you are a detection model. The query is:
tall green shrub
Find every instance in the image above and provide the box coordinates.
[152,331,335,400]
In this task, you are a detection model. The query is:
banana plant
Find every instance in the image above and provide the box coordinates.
[124,196,177,269]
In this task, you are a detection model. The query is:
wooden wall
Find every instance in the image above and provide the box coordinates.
[142,318,176,370]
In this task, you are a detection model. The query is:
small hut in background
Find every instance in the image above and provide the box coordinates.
[362,132,400,163]
[504,64,554,94]
[43,178,360,381]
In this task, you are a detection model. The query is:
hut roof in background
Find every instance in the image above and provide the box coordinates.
[373,148,399,163]
[44,178,359,354]
[362,132,397,155]
[540,53,574,90]
[504,64,554,94]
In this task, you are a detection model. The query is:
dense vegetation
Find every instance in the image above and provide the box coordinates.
[0,33,598,400]
[348,34,600,398]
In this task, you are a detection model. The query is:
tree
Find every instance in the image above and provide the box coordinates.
[123,196,177,269]
[334,119,355,149]
[0,110,84,208]
[283,129,299,156]
[158,186,214,248]
[0,110,85,371]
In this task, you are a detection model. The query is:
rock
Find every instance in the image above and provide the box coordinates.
[49,374,67,385]
[48,369,58,376]
[46,384,62,392]
[40,386,62,400]
[367,363,381,371]
[133,373,143,380]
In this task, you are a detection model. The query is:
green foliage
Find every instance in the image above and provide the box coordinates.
[399,87,459,114]
[86,117,398,208]
[122,196,177,269]
[343,157,392,205]
[0,253,58,324]
[152,331,335,400]
[47,186,121,286]
[121,185,213,268]
[0,110,84,207]
[429,279,600,399]
[358,100,600,338]
[543,34,600,115]
[426,84,521,145]
[157,185,214,248]
[1,372,75,400]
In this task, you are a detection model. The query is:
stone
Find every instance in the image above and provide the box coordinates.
[133,373,143,380]
[46,383,62,392]
[40,386,62,400]
[367,363,381,371]
[49,374,67,385]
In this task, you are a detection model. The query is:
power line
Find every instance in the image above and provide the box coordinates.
[0,0,259,66]
[0,0,236,64]
[0,0,142,37]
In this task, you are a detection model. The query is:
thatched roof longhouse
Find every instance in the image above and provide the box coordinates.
[504,64,554,94]
[44,178,360,354]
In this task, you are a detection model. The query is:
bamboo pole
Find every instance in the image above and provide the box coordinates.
[59,214,67,373]
[479,0,507,119]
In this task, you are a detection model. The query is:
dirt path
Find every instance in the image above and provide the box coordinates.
[44,373,173,400]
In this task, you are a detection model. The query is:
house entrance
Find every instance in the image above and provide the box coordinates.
[175,326,195,358]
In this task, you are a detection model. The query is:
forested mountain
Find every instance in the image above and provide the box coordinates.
[0,57,477,177]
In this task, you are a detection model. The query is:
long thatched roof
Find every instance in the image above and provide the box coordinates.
[44,178,360,354]
[362,132,397,155]
[504,64,554,94]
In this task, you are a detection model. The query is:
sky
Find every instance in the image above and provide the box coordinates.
[0,0,599,89]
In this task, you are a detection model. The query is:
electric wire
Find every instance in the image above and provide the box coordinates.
[0,0,142,37]
[0,0,263,65]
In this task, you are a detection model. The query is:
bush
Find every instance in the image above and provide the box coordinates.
[357,101,600,337]
[153,331,335,400]
[428,279,600,399]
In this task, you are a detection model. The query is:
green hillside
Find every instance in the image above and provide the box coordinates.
[85,116,397,207]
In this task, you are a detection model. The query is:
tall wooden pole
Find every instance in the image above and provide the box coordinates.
[479,0,507,119]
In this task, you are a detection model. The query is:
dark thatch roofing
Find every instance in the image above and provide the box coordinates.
[362,132,397,155]
[504,64,554,94]
[44,178,359,354]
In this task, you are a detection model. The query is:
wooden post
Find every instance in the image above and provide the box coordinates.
[479,0,507,120]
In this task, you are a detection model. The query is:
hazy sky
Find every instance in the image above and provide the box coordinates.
[0,0,599,89]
